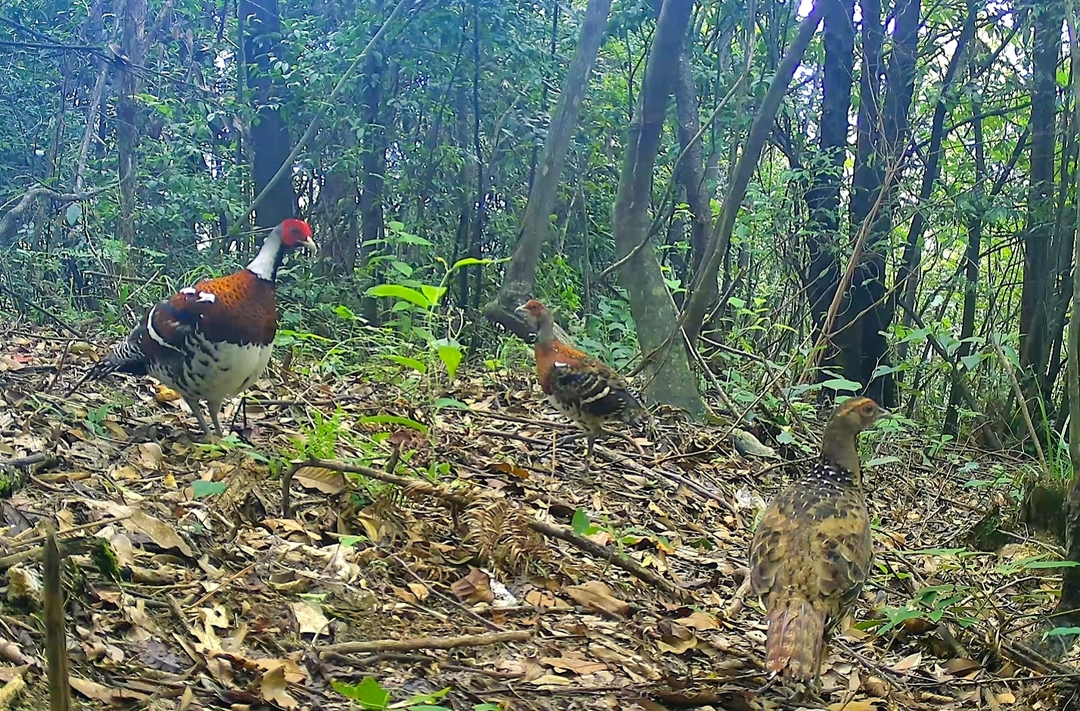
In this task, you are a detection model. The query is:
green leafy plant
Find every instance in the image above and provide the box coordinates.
[331,677,465,711]
[365,222,501,388]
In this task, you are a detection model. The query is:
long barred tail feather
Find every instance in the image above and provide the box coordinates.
[67,337,150,397]
[764,597,828,684]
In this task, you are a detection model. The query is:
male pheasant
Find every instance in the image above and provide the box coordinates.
[748,397,887,693]
[515,299,647,471]
[79,218,316,436]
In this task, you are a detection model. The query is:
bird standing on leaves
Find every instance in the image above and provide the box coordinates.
[515,299,647,471]
[79,219,316,436]
[748,397,887,692]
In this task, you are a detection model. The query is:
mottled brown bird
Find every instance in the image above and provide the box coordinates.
[748,396,887,691]
[515,300,647,471]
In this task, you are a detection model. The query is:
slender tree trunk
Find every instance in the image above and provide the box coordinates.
[803,0,855,378]
[896,4,976,363]
[673,35,714,307]
[1038,0,1080,659]
[1020,0,1064,407]
[116,0,147,257]
[611,0,704,417]
[945,62,985,436]
[360,13,388,274]
[485,0,614,337]
[682,3,824,344]
[242,0,297,229]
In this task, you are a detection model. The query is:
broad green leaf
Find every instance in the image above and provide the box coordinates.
[382,355,427,373]
[420,284,447,307]
[959,353,983,371]
[358,415,429,434]
[572,509,592,535]
[871,364,901,379]
[1046,626,1080,637]
[331,677,389,709]
[192,480,227,499]
[390,260,414,277]
[448,256,493,272]
[394,231,433,246]
[334,304,357,320]
[433,339,463,380]
[866,456,902,468]
[366,284,430,308]
[820,377,862,392]
[435,397,469,410]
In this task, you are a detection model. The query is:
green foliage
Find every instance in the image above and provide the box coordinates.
[331,677,460,711]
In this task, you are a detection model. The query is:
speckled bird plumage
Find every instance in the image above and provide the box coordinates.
[81,219,316,436]
[748,397,885,690]
[515,299,647,468]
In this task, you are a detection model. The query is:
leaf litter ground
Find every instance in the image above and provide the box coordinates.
[0,326,1073,711]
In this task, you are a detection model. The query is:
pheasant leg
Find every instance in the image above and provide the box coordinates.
[207,400,225,437]
[189,402,213,436]
[583,433,597,474]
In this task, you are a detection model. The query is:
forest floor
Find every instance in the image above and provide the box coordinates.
[0,325,1074,711]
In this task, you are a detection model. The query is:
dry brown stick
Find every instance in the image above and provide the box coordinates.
[528,519,687,600]
[0,452,50,468]
[43,533,70,711]
[596,445,737,515]
[45,338,72,395]
[479,429,550,446]
[464,408,575,430]
[989,335,1048,481]
[377,545,505,633]
[183,563,256,611]
[281,457,473,517]
[317,629,532,655]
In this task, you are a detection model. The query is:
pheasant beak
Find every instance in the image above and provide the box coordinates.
[299,237,318,256]
[514,303,528,315]
[877,407,894,421]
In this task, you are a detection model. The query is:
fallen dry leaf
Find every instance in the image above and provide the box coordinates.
[451,567,494,604]
[566,581,630,617]
[260,664,298,709]
[291,600,329,636]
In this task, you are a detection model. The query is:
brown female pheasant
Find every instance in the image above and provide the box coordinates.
[515,299,647,470]
[748,396,887,691]
[78,219,316,436]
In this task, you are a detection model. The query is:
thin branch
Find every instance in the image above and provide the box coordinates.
[317,630,532,655]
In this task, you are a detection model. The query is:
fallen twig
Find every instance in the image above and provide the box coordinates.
[0,452,50,468]
[317,629,532,655]
[281,457,474,517]
[465,408,575,430]
[596,445,737,515]
[377,545,505,633]
[528,519,687,600]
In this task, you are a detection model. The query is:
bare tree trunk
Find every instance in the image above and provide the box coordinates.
[803,0,855,379]
[1020,0,1064,408]
[673,36,713,306]
[1034,0,1080,660]
[840,0,919,407]
[895,4,976,364]
[945,58,985,437]
[611,0,703,417]
[360,16,388,274]
[484,0,613,337]
[242,0,297,229]
[682,4,824,344]
[116,0,147,256]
